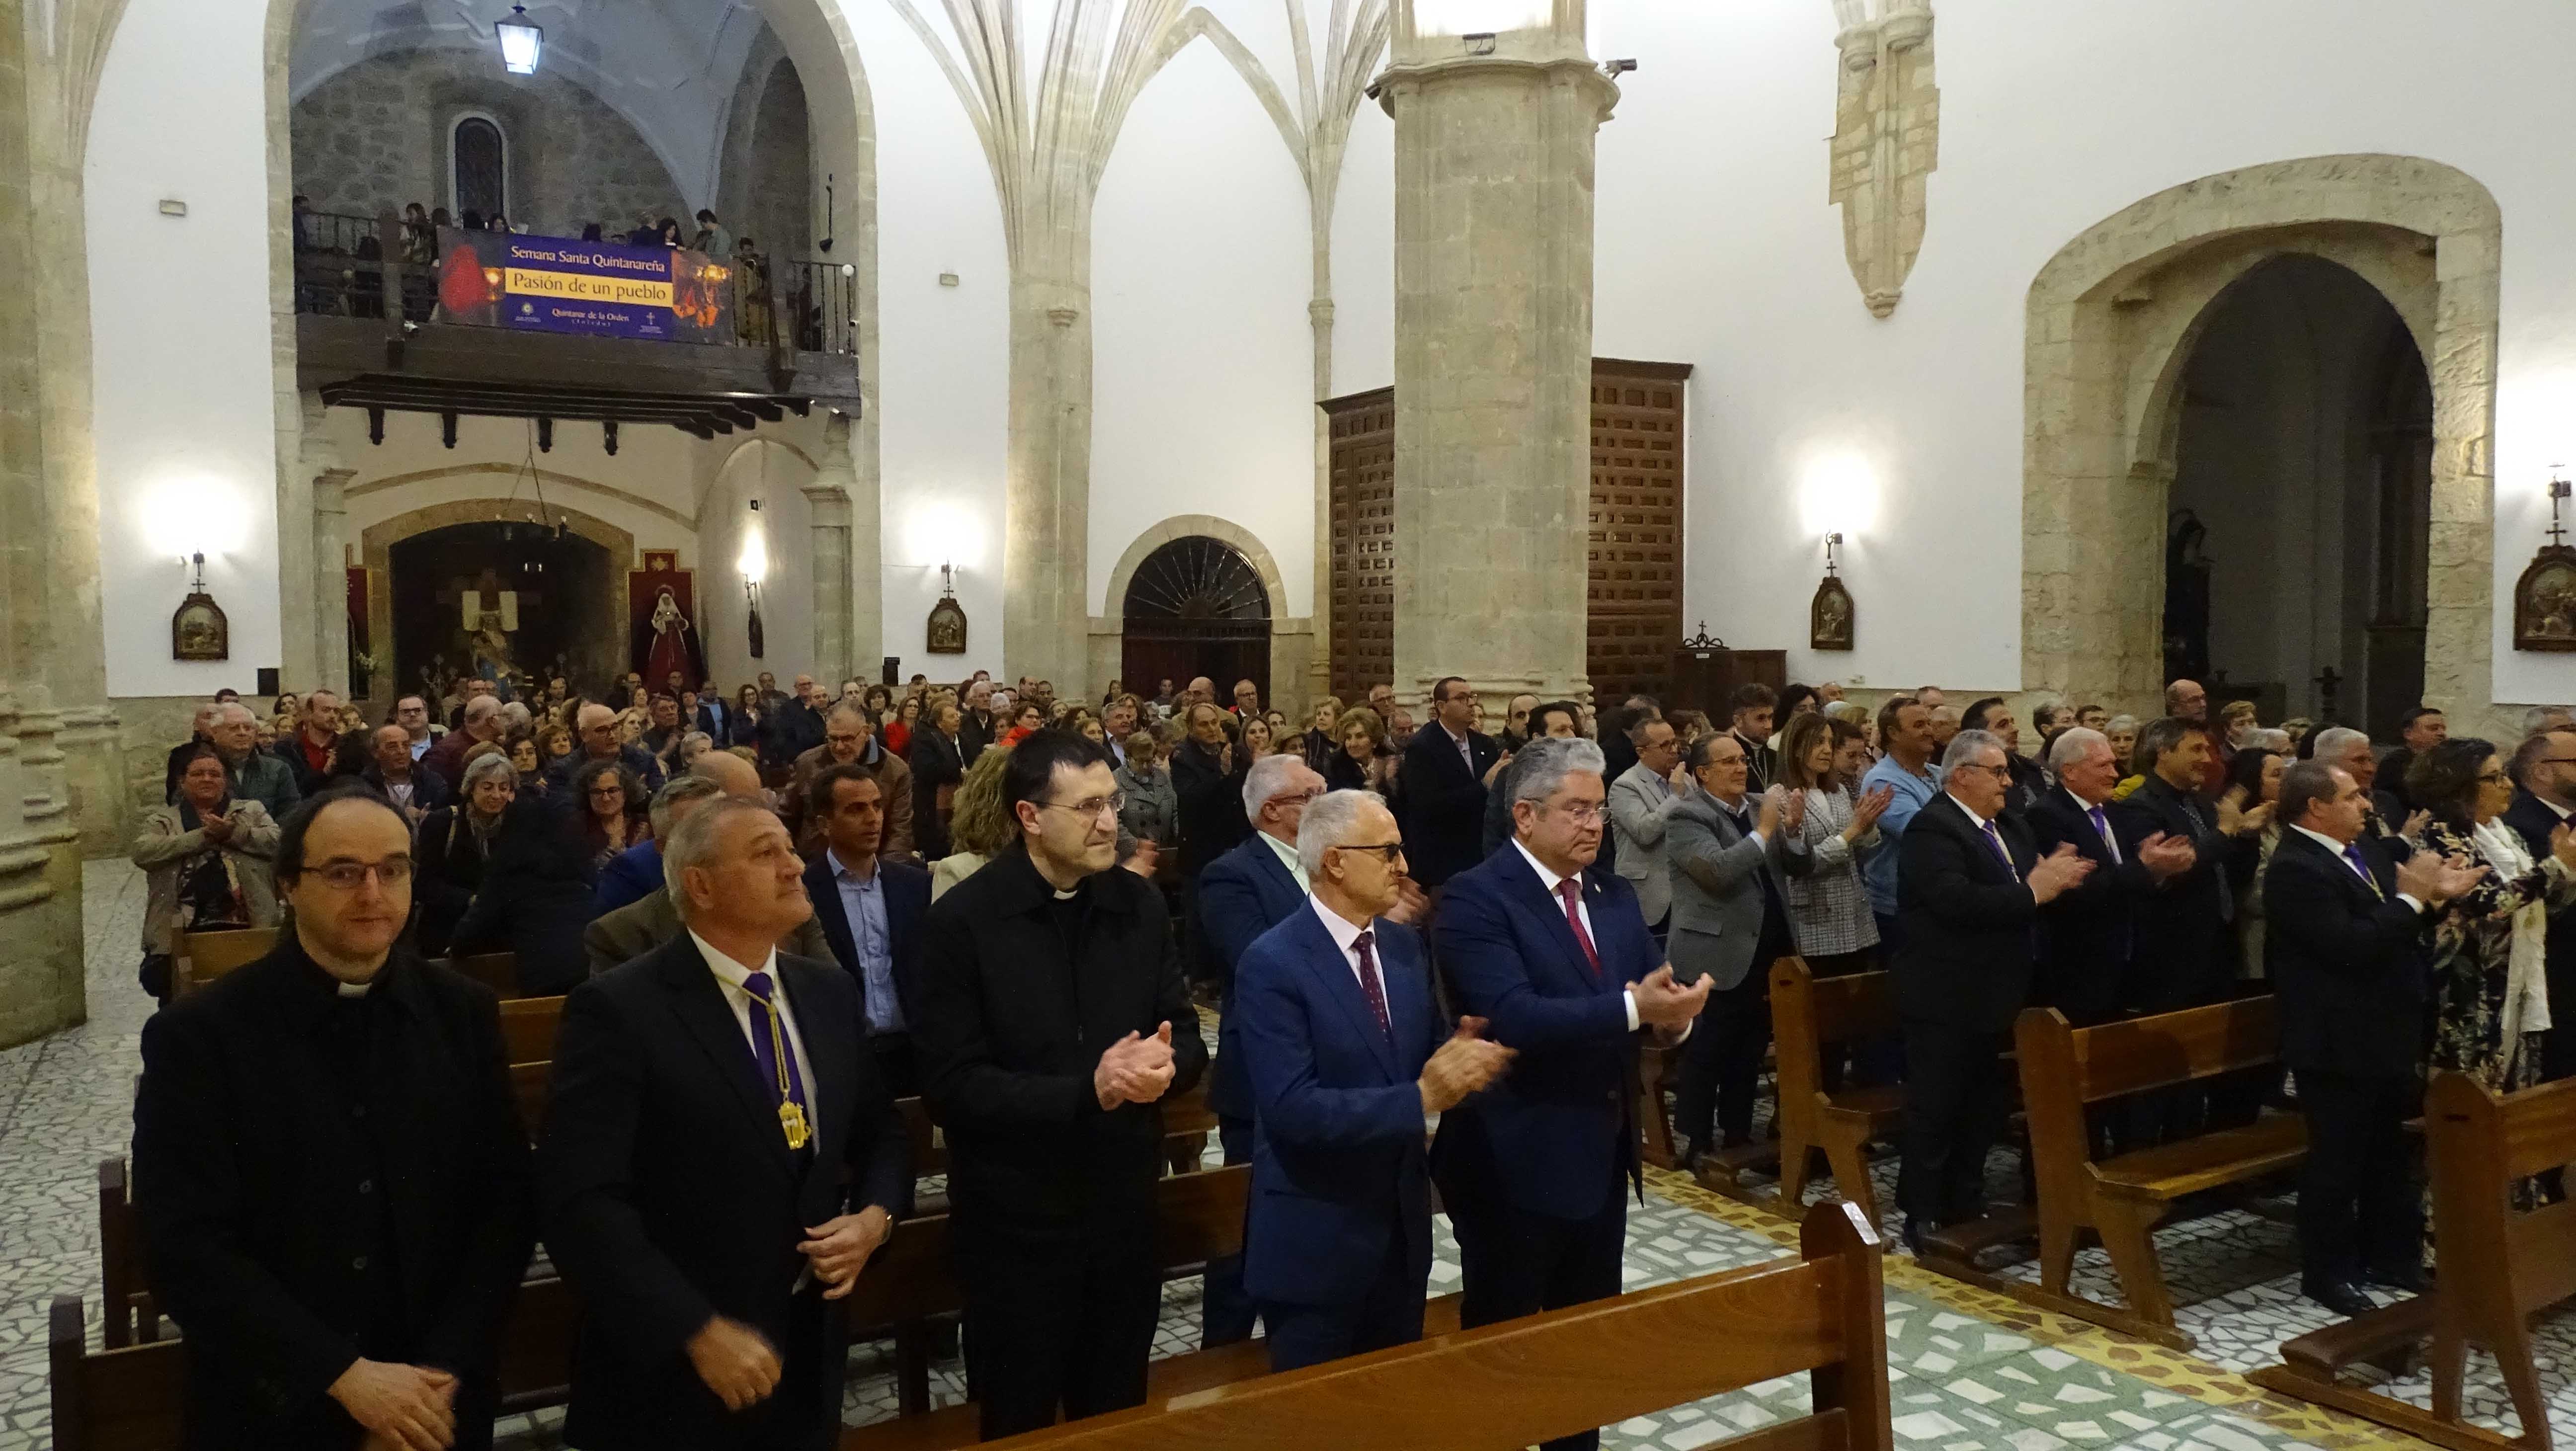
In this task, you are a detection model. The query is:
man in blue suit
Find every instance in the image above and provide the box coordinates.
[802,763,934,1096]
[1192,753,1328,1346]
[1235,789,1512,1372]
[1430,736,1708,1451]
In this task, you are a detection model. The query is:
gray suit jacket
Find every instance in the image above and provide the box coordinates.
[1664,791,1788,991]
[581,885,831,977]
[1608,761,1682,926]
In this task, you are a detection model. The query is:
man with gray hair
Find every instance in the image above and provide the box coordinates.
[2028,727,2197,1028]
[583,753,828,973]
[1190,750,1334,1348]
[2306,726,2405,834]
[1893,728,2092,1247]
[209,702,302,820]
[422,692,504,794]
[1230,789,1511,1371]
[1431,735,1709,1449]
[783,703,916,858]
[2522,705,2576,739]
[541,794,908,1451]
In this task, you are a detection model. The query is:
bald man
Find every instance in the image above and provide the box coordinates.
[547,703,666,795]
[423,695,505,794]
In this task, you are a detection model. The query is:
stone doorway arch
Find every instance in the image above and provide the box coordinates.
[361,497,635,706]
[1092,515,1308,709]
[2021,154,2500,727]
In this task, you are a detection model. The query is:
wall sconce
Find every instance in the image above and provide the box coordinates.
[739,500,767,659]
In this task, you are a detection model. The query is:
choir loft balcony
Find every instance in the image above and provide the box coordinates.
[291,210,861,449]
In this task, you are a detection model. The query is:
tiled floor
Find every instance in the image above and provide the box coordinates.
[3,860,2551,1450]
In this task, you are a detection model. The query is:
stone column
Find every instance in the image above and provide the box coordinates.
[313,467,355,699]
[813,410,880,675]
[1381,12,1616,718]
[279,393,328,692]
[803,475,856,684]
[1004,278,1093,690]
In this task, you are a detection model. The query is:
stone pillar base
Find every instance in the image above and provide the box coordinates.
[0,687,88,1047]
[58,704,126,856]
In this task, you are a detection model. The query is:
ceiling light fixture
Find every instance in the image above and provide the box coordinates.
[497,4,544,75]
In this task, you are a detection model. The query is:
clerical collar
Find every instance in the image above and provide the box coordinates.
[336,979,374,999]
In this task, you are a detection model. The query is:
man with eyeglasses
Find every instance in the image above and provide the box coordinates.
[2504,727,2576,1089]
[1400,675,1506,889]
[550,702,667,797]
[914,728,1207,1441]
[1430,736,1708,1451]
[1233,789,1512,1371]
[782,703,916,859]
[1893,730,2092,1251]
[134,788,535,1451]
[1195,754,1420,1349]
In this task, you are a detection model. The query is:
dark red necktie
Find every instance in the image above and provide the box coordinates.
[1354,929,1392,1038]
[1557,879,1601,976]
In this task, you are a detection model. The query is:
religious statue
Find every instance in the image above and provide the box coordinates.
[646,586,698,687]
[926,563,968,654]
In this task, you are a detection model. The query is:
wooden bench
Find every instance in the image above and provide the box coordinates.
[500,995,564,1137]
[2005,1000,2305,1347]
[1770,958,1902,1229]
[172,926,278,995]
[2250,1071,2576,1451]
[1637,1039,1680,1170]
[94,1158,157,1350]
[50,1275,581,1451]
[449,950,521,998]
[960,1199,1891,1451]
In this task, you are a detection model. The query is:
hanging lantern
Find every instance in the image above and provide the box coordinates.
[497,4,544,75]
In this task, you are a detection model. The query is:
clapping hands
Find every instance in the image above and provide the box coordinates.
[1094,1021,1178,1109]
[2027,842,2094,904]
[1418,1016,1515,1114]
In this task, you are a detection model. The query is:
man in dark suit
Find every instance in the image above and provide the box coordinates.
[1725,683,1779,794]
[1893,729,2092,1246]
[802,764,934,1096]
[2029,727,2197,1026]
[913,729,1207,1441]
[1235,789,1511,1371]
[359,722,450,823]
[540,795,908,1451]
[2265,759,2470,1316]
[1430,737,1707,1451]
[135,789,534,1451]
[1191,753,1328,1347]
[1400,675,1506,888]
[2504,727,2576,1087]
[2114,717,2239,1016]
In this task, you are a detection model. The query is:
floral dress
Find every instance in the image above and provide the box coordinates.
[2412,816,2572,1094]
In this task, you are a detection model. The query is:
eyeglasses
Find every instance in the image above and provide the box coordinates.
[1542,802,1605,824]
[1267,789,1323,810]
[1334,841,1406,862]
[1039,793,1125,820]
[305,858,414,890]
[2477,770,2512,786]
[589,785,626,799]
[1953,762,2013,780]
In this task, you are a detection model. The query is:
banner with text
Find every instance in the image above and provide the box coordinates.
[434,228,734,342]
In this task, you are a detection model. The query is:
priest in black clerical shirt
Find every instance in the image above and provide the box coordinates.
[134,788,534,1451]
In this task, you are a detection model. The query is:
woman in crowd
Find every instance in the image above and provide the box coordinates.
[1116,729,1179,851]
[1325,705,1401,797]
[863,684,894,719]
[2409,738,2576,1101]
[272,691,300,724]
[1668,709,1713,747]
[449,793,597,998]
[615,706,648,747]
[535,723,575,768]
[677,731,715,770]
[2105,713,2145,800]
[1302,697,1342,773]
[2219,698,2261,751]
[416,750,516,957]
[884,696,920,758]
[625,685,650,712]
[727,683,766,749]
[571,757,648,868]
[1070,711,1108,747]
[994,701,1041,749]
[930,745,1017,902]
[508,735,547,796]
[1775,715,1894,975]
[908,700,969,858]
[132,744,280,1000]
[2223,746,2286,980]
[1240,715,1275,760]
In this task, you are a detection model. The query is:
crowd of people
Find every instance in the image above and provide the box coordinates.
[116,656,2576,1450]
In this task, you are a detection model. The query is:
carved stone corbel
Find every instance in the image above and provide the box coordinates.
[1829,1,1938,319]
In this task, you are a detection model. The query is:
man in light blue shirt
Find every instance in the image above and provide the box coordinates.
[1858,696,1942,947]
[801,763,934,1093]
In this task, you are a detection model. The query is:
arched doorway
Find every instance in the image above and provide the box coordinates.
[387,521,616,701]
[1121,536,1272,706]
[2163,255,2430,728]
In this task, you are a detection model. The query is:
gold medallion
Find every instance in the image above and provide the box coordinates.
[779,1100,810,1150]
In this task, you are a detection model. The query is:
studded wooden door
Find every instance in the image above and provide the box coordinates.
[1323,387,1396,703]
[1588,361,1690,703]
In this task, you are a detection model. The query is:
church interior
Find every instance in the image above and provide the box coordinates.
[10,0,2576,1448]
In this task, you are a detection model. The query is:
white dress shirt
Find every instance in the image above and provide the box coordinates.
[1511,838,1649,1033]
[1309,895,1382,997]
[1945,791,2018,883]
[690,929,821,1140]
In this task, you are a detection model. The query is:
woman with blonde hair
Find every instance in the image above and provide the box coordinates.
[931,743,1018,901]
[1325,704,1400,796]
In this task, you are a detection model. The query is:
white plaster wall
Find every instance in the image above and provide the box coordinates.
[86,0,280,699]
[841,0,1011,683]
[1566,0,2576,704]
[330,409,710,558]
[695,440,816,689]
[1088,38,1316,618]
[1328,94,1395,398]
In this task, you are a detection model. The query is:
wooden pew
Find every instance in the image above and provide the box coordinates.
[963,1200,1891,1451]
[449,950,521,998]
[1160,1078,1216,1175]
[171,926,277,995]
[50,1276,582,1451]
[2004,1000,2305,1348]
[501,995,564,1137]
[2249,1072,2576,1451]
[1637,1039,1680,1170]
[1770,958,1901,1228]
[95,1158,157,1349]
